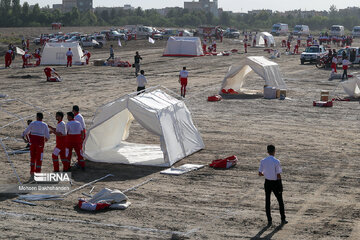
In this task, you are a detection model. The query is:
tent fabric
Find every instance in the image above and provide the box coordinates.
[163,37,204,57]
[256,32,276,47]
[41,42,85,65]
[84,89,204,167]
[219,56,287,93]
[341,77,360,97]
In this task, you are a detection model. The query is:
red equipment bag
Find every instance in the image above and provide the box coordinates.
[209,155,238,169]
[313,100,333,107]
[207,95,222,102]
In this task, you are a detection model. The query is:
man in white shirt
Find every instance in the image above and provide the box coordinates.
[22,113,50,174]
[72,105,86,139]
[136,70,147,95]
[259,145,287,226]
[66,112,85,170]
[342,57,351,80]
[66,48,73,67]
[48,112,68,172]
[179,67,188,98]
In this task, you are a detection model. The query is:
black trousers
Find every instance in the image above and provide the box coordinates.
[137,86,145,95]
[342,69,348,80]
[264,179,286,222]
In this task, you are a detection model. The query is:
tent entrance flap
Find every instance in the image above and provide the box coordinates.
[88,141,164,166]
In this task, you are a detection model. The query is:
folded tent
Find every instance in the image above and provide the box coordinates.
[219,56,287,93]
[41,42,85,65]
[84,89,205,167]
[341,76,360,98]
[163,37,204,57]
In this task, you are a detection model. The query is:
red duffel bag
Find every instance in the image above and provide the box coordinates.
[209,155,238,169]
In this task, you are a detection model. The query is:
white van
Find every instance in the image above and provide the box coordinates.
[124,25,154,39]
[293,25,310,35]
[330,25,344,36]
[271,23,288,36]
[352,26,360,38]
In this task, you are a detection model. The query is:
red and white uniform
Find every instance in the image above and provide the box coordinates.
[44,67,55,81]
[342,59,350,70]
[66,120,85,168]
[52,121,68,172]
[5,50,12,68]
[74,113,86,136]
[294,44,299,54]
[22,53,31,68]
[202,39,207,53]
[34,49,41,66]
[84,50,91,65]
[66,50,73,67]
[212,40,217,52]
[331,56,337,73]
[286,41,291,51]
[179,70,188,97]
[297,36,301,47]
[22,120,50,173]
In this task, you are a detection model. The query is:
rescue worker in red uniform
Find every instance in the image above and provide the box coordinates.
[202,39,207,53]
[34,48,41,66]
[244,37,248,53]
[44,67,60,82]
[72,105,86,146]
[22,113,50,175]
[179,66,188,98]
[293,44,299,54]
[5,49,12,68]
[48,112,68,172]
[286,40,291,52]
[82,50,91,65]
[66,48,73,67]
[66,112,85,170]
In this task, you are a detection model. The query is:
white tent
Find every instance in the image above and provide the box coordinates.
[84,89,205,167]
[219,56,287,93]
[41,42,85,65]
[163,37,204,57]
[256,32,276,47]
[341,76,360,98]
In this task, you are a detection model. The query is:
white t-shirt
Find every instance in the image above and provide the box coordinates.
[74,113,86,130]
[136,74,148,87]
[342,59,351,66]
[179,70,188,78]
[66,50,73,57]
[56,121,67,136]
[66,120,83,135]
[22,120,50,140]
[332,56,338,64]
[259,155,282,181]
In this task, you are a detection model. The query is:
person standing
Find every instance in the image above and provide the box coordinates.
[134,51,142,77]
[5,48,13,68]
[258,145,287,226]
[48,112,68,172]
[72,105,86,141]
[66,112,85,170]
[136,70,147,94]
[244,37,248,53]
[179,66,188,98]
[342,57,351,80]
[331,54,338,73]
[82,50,91,65]
[22,113,50,175]
[107,45,114,61]
[66,48,73,67]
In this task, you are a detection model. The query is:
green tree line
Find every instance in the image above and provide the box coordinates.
[1,1,360,32]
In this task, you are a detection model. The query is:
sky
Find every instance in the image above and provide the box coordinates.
[21,0,360,12]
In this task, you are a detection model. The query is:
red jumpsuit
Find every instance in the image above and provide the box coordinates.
[44,67,54,81]
[22,121,50,174]
[66,120,85,168]
[52,121,68,172]
[294,44,299,54]
[287,41,291,51]
[85,52,91,65]
[5,50,12,68]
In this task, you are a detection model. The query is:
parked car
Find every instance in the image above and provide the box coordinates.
[224,28,240,38]
[337,47,360,63]
[300,45,327,64]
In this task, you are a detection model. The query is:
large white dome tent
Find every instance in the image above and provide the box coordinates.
[41,42,85,65]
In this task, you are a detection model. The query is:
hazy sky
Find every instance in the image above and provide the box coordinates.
[21,0,359,12]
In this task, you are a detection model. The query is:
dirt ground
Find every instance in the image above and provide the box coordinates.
[0,27,360,239]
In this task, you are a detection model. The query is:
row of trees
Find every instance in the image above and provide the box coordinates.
[1,1,360,32]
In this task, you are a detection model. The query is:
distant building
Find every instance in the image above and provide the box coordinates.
[54,0,93,12]
[77,0,93,12]
[155,7,183,16]
[184,0,219,17]
[123,4,135,11]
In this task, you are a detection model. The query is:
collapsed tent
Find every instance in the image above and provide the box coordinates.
[341,77,360,98]
[84,89,204,167]
[163,37,204,57]
[219,56,287,93]
[255,32,276,47]
[41,42,85,65]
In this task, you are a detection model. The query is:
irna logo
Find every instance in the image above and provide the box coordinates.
[34,173,71,182]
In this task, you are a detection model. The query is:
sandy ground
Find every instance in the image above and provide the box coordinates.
[0,27,360,239]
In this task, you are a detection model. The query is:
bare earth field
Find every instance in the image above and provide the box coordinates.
[0,27,360,239]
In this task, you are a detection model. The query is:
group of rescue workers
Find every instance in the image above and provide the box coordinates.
[22,106,86,176]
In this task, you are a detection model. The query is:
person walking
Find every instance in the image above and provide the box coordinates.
[258,145,287,226]
[107,45,114,61]
[66,112,85,170]
[66,48,73,67]
[179,66,189,98]
[22,113,50,175]
[342,57,351,80]
[136,70,147,95]
[134,51,142,76]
